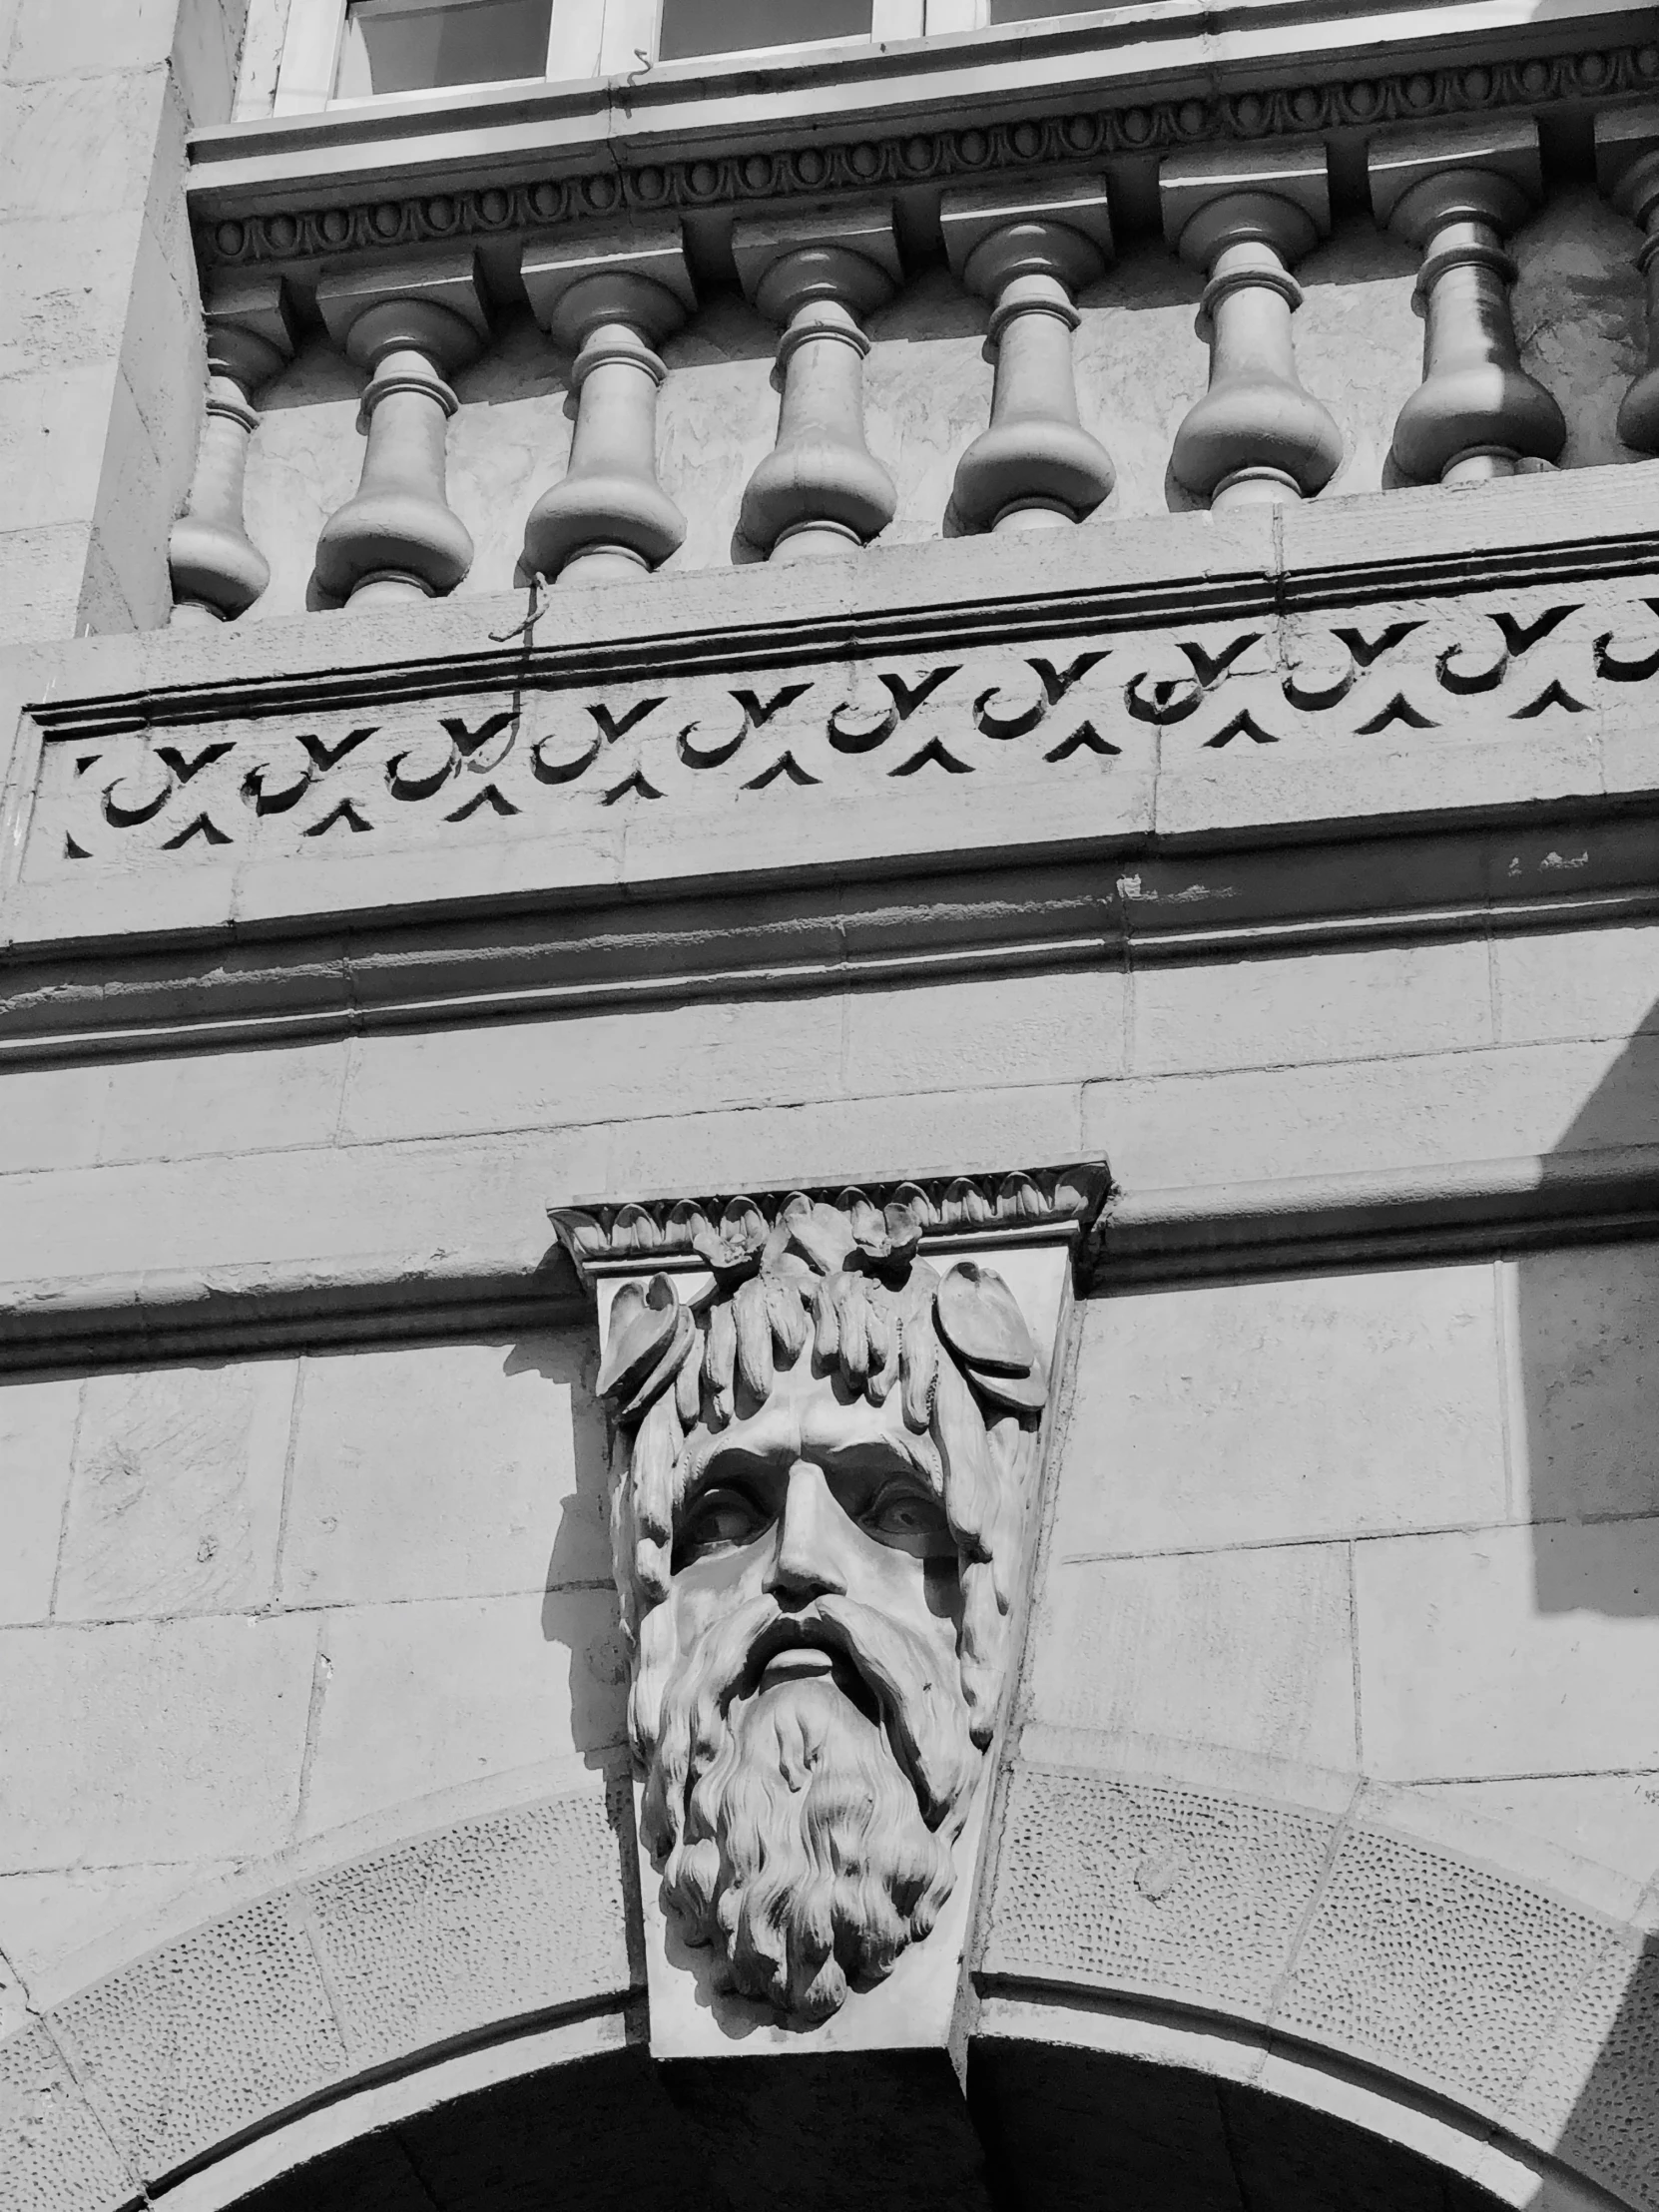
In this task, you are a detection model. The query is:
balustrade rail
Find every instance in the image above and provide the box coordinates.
[170,106,1659,625]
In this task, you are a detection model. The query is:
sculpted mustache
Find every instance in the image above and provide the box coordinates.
[682,1591,975,1826]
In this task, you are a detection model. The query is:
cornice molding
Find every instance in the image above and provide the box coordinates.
[192,33,1659,275]
[8,1149,1659,1371]
[549,1163,1113,1288]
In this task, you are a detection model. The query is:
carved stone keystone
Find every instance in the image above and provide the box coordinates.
[169,276,295,625]
[551,1164,1107,2054]
[941,179,1116,533]
[521,221,696,589]
[1162,140,1344,511]
[1370,119,1564,487]
[313,252,488,607]
[1595,104,1659,454]
[734,206,900,562]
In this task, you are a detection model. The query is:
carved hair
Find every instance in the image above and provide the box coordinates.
[595,1193,1047,1774]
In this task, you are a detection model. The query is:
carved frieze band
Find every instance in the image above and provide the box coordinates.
[550,1163,1111,1285]
[199,42,1659,274]
[28,588,1659,871]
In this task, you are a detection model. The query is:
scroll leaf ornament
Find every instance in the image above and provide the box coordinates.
[599,1273,683,1402]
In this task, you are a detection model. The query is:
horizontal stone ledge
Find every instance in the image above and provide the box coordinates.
[7,1150,1659,1369]
[0,1247,586,1373]
[3,802,1656,1063]
[186,1,1656,242]
[1094,1145,1659,1285]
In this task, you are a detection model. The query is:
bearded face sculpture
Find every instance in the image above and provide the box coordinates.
[589,1191,1048,2025]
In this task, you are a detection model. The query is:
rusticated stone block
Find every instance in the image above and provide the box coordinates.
[50,1895,346,2185]
[984,1765,1335,2016]
[0,2022,135,2212]
[1554,1941,1659,2212]
[301,1782,636,2071]
[1277,1827,1608,2117]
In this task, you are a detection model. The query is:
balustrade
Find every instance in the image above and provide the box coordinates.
[169,276,294,625]
[313,252,488,607]
[940,179,1116,533]
[1596,105,1659,454]
[1162,142,1343,512]
[521,221,695,589]
[180,133,1654,620]
[1371,120,1564,487]
[733,206,900,562]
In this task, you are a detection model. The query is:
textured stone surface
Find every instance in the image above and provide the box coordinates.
[0,2021,135,2212]
[298,1587,625,1837]
[1128,940,1491,1075]
[1411,1777,1659,1890]
[0,1614,314,1869]
[0,1377,79,1625]
[279,1335,607,1606]
[1055,1267,1507,1556]
[302,1784,634,2070]
[986,1764,1336,2015]
[1279,1825,1608,2117]
[1513,1246,1659,1522]
[52,1896,346,2184]
[1029,1545,1358,1769]
[1354,1522,1659,1781]
[54,1360,295,1621]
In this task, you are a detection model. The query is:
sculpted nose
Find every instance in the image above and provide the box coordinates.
[764,1459,848,1604]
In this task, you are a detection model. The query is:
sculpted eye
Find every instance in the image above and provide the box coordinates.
[863,1486,951,1552]
[679,1486,767,1556]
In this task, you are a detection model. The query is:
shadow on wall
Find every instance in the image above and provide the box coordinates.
[496,1329,629,1757]
[1513,997,1659,1617]
[1509,989,1659,2212]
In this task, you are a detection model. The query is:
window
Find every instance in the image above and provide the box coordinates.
[335,0,555,96]
[266,0,1098,113]
[658,0,872,64]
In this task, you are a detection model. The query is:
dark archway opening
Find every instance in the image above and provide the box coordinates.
[228,2038,1513,2212]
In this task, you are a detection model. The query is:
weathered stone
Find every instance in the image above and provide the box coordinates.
[1355,1522,1659,1781]
[1056,1266,1508,1556]
[54,1360,295,1622]
[0,1615,314,1869]
[1029,1545,1358,1771]
[0,1377,80,1625]
[279,1334,607,1606]
[298,1587,625,1838]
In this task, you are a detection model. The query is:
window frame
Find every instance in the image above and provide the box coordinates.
[272,0,969,115]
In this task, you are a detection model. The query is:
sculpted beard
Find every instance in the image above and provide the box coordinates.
[642,1591,978,2021]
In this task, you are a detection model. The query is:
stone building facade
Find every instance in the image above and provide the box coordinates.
[2,0,1658,2205]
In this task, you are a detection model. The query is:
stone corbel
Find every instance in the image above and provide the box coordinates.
[313,252,488,607]
[1161,139,1344,512]
[1370,118,1565,487]
[1594,104,1659,454]
[520,220,696,590]
[940,179,1117,534]
[168,276,295,625]
[550,1163,1107,2055]
[733,204,900,562]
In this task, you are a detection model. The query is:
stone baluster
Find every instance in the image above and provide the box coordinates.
[168,276,294,626]
[733,206,899,562]
[1370,120,1564,487]
[939,180,1116,534]
[1594,105,1659,454]
[1161,142,1343,512]
[314,253,488,608]
[521,220,695,589]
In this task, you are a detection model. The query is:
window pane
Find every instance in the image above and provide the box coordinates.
[335,0,552,96]
[658,0,871,63]
[986,0,1107,17]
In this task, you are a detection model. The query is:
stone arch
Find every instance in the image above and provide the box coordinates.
[0,1761,636,2212]
[4,1743,1655,2212]
[977,1736,1658,2212]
